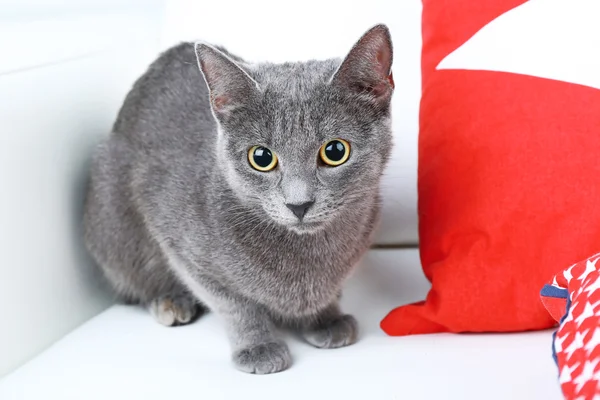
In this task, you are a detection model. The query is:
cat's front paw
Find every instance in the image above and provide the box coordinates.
[232,341,292,374]
[303,314,358,349]
[148,295,203,327]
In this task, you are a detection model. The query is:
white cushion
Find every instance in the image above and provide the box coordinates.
[0,250,562,399]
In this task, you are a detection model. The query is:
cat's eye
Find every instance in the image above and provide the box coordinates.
[248,146,278,172]
[319,139,350,166]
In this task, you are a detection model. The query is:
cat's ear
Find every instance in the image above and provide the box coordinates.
[330,24,394,105]
[194,42,259,118]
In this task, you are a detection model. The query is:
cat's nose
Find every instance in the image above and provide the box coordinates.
[286,201,314,220]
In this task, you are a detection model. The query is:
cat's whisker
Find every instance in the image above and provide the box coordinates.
[226,214,265,231]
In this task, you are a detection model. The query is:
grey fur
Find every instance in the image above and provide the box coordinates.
[83,24,394,374]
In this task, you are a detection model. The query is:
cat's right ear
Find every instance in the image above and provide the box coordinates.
[330,24,394,106]
[194,43,259,119]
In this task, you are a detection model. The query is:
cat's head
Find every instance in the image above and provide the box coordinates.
[195,24,394,234]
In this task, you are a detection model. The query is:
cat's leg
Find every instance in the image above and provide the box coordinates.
[107,258,206,327]
[297,302,359,349]
[177,272,291,374]
[99,256,207,327]
[225,302,291,374]
[148,293,205,327]
[83,154,207,327]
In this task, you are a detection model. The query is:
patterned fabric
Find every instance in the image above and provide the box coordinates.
[541,253,600,399]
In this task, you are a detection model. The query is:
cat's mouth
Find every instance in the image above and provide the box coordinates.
[287,220,325,234]
[263,205,328,234]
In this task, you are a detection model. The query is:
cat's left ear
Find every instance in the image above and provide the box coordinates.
[195,42,259,119]
[330,24,394,105]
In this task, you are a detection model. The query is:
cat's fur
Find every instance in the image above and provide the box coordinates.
[83,24,394,374]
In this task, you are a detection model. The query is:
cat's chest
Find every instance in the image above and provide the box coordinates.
[223,226,369,317]
[239,222,364,269]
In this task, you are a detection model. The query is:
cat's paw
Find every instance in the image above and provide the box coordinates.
[148,296,203,327]
[232,341,292,374]
[303,314,358,349]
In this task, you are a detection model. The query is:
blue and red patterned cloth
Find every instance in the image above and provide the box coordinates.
[541,253,600,399]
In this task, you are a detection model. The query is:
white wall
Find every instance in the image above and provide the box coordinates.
[0,0,166,377]
[160,0,422,245]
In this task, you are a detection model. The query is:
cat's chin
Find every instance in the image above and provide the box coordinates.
[287,221,325,235]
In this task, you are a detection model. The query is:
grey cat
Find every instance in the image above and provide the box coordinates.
[83,24,394,374]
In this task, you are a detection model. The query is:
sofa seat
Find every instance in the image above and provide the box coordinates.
[0,249,562,399]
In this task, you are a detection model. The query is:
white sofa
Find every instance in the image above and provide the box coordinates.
[0,1,563,399]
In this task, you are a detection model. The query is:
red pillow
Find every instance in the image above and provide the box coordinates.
[381,0,600,335]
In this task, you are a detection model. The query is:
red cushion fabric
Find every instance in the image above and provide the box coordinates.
[381,0,600,335]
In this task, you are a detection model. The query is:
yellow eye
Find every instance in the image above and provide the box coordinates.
[319,139,350,166]
[248,146,278,172]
